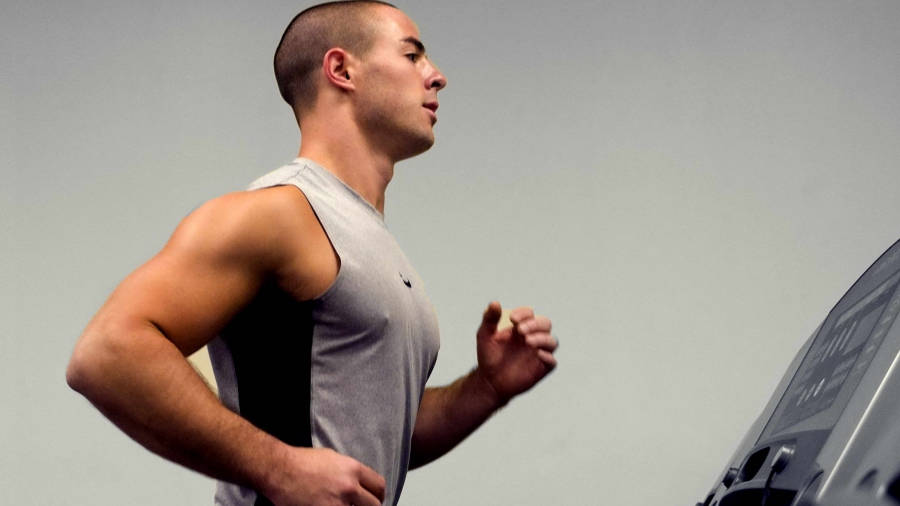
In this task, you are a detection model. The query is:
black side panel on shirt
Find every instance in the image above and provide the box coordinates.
[219,281,314,506]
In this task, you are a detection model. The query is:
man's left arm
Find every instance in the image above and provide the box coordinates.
[409,301,558,468]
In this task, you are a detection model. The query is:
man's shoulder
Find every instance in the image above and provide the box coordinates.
[202,183,311,225]
[168,185,318,266]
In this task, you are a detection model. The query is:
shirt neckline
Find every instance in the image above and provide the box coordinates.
[293,157,387,227]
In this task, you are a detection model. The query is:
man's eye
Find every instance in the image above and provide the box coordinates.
[406,53,419,62]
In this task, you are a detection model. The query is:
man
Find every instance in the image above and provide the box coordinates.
[66,2,558,505]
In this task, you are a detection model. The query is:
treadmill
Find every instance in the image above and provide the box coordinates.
[697,238,900,506]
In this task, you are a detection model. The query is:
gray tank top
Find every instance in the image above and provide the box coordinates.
[208,158,441,506]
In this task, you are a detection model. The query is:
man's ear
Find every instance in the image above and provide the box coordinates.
[323,48,355,92]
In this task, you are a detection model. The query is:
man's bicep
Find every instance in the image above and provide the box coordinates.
[99,196,277,355]
[108,250,258,355]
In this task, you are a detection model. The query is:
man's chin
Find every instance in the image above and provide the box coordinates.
[395,133,436,162]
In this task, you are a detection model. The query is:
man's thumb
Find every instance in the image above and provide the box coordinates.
[478,301,503,337]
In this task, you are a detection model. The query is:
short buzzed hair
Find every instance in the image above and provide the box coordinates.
[274,1,396,117]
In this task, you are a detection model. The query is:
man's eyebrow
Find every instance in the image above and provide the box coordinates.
[402,36,426,54]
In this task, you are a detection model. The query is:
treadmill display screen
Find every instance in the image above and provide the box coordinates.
[760,271,900,440]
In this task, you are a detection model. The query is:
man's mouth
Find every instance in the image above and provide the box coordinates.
[423,102,439,122]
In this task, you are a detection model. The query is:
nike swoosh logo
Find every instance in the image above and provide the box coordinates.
[400,273,412,288]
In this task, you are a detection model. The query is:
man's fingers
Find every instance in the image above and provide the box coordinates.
[536,349,558,369]
[349,486,385,506]
[357,463,387,503]
[508,306,534,325]
[515,314,552,336]
[525,332,559,352]
[351,486,384,506]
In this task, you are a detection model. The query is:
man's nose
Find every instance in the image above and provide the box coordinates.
[426,63,447,90]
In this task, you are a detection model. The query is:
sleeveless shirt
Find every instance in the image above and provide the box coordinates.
[208,158,441,506]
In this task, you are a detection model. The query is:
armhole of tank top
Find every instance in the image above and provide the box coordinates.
[267,182,348,302]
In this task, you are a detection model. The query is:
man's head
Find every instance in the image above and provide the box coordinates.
[274,1,395,118]
[276,1,447,162]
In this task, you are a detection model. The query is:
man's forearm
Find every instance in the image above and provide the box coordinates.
[409,368,504,469]
[66,318,282,491]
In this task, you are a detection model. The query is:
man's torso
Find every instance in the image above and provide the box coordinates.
[208,159,440,506]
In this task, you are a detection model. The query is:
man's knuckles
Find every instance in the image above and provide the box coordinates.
[508,307,534,323]
[525,333,558,350]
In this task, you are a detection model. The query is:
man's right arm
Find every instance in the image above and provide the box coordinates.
[66,187,385,506]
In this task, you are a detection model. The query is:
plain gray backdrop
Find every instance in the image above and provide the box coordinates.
[3,0,899,504]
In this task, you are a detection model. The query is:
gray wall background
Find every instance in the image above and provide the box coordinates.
[3,0,899,504]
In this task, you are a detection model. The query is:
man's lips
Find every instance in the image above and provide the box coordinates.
[423,102,439,122]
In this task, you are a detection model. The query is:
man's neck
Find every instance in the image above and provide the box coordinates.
[297,122,395,215]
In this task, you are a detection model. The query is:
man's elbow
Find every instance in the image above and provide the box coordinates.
[65,354,85,393]
[66,333,107,396]
[66,319,129,398]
